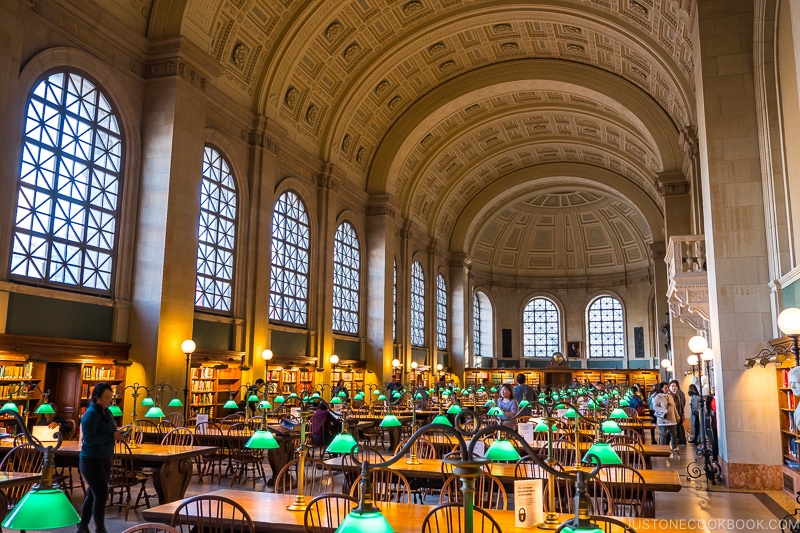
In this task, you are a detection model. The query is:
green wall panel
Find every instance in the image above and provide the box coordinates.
[333,338,360,360]
[6,293,112,341]
[192,319,234,351]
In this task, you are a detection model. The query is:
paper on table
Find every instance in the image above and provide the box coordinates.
[514,478,543,528]
[518,422,534,444]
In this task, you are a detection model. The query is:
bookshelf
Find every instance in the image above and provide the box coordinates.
[0,358,46,431]
[190,366,216,418]
[464,369,542,388]
[214,367,242,416]
[332,365,365,396]
[778,362,800,494]
[263,355,318,397]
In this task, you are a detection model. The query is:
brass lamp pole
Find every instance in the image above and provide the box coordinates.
[286,396,314,511]
[181,339,196,421]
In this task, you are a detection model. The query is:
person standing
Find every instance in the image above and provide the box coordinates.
[669,380,687,445]
[78,383,125,533]
[687,384,701,444]
[513,373,534,416]
[654,382,679,453]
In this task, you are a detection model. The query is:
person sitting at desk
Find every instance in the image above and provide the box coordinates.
[332,379,349,400]
[36,403,71,437]
[310,402,341,446]
[497,384,519,420]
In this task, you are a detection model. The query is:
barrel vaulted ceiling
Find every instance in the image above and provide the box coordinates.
[144,0,697,281]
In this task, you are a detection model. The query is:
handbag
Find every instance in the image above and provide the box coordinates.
[653,407,668,419]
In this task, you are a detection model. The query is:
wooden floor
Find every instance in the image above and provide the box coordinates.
[43,443,800,533]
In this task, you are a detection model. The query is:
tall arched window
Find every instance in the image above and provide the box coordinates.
[10,71,123,293]
[392,259,397,342]
[269,191,309,325]
[473,291,493,365]
[410,260,425,346]
[523,297,560,358]
[195,146,237,312]
[587,296,625,357]
[333,221,360,334]
[436,273,447,350]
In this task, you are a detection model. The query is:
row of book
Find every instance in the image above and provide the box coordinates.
[191,367,215,379]
[191,380,215,392]
[80,383,118,399]
[191,393,214,405]
[0,363,34,379]
[82,366,116,380]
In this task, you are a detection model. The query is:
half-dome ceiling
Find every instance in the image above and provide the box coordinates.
[470,190,653,280]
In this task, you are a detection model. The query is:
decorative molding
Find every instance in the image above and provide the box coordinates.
[146,59,209,91]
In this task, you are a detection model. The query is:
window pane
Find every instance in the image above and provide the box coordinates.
[269,191,309,325]
[473,293,481,357]
[194,146,237,312]
[523,298,560,358]
[436,274,447,350]
[410,261,425,347]
[392,260,397,342]
[587,296,625,357]
[332,221,360,334]
[11,72,122,293]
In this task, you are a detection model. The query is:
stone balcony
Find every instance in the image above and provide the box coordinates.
[665,235,709,331]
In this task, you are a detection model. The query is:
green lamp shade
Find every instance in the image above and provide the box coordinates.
[258,400,272,410]
[584,441,623,466]
[223,399,239,409]
[478,387,485,393]
[490,387,498,393]
[335,510,395,533]
[380,414,402,428]
[354,393,365,401]
[140,396,155,407]
[601,420,622,434]
[518,400,530,409]
[330,397,343,405]
[245,429,280,449]
[168,396,184,407]
[392,392,401,399]
[144,406,165,418]
[288,392,299,399]
[414,393,423,400]
[338,391,347,398]
[587,400,596,409]
[274,395,286,404]
[560,523,603,533]
[534,420,549,432]
[373,389,381,395]
[311,392,321,399]
[610,408,628,419]
[485,439,521,462]
[432,414,453,427]
[377,395,387,402]
[442,390,451,397]
[428,389,436,395]
[552,393,559,400]
[484,400,495,407]
[34,402,55,415]
[446,404,462,415]
[487,406,504,417]
[248,393,260,402]
[326,432,358,454]
[1,402,19,413]
[302,394,311,401]
[563,408,578,419]
[2,488,80,529]
[619,398,630,407]
[108,405,123,417]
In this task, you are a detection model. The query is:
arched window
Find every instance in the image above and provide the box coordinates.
[410,261,425,347]
[473,291,493,365]
[587,296,625,357]
[10,71,123,293]
[333,221,360,334]
[269,191,309,325]
[195,146,237,312]
[522,297,560,358]
[392,259,397,342]
[436,274,447,350]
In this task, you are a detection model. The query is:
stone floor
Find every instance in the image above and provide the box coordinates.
[27,443,800,533]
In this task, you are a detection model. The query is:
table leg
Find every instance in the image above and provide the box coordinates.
[152,456,194,504]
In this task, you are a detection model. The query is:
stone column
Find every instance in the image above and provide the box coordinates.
[449,254,470,380]
[365,196,396,385]
[128,40,221,390]
[694,1,781,489]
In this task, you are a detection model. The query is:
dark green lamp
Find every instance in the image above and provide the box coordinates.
[609,408,628,419]
[245,429,280,449]
[108,404,123,417]
[144,406,165,418]
[223,397,239,409]
[601,420,622,434]
[338,391,347,398]
[1,401,19,413]
[583,442,622,465]
[431,414,453,427]
[392,391,401,399]
[484,400,495,408]
[140,396,155,407]
[330,396,343,405]
[274,394,286,404]
[487,406,504,417]
[414,393,423,400]
[373,389,381,395]
[334,509,394,533]
[311,392,321,399]
[353,393,365,401]
[619,398,630,407]
[168,396,183,407]
[326,432,358,455]
[490,387,497,393]
[563,408,578,419]
[485,439,521,462]
[446,404,462,415]
[380,414,402,427]
[377,395,387,402]
[518,400,530,409]
[33,402,55,415]
[534,419,549,432]
[288,392,299,400]
[248,393,260,403]
[258,399,272,410]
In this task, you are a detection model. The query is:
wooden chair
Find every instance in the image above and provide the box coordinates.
[515,454,560,480]
[170,494,255,533]
[439,472,507,510]
[0,443,44,520]
[542,438,575,466]
[394,437,437,459]
[165,412,185,427]
[599,465,647,517]
[274,457,335,496]
[227,431,267,489]
[195,422,229,483]
[109,441,149,520]
[543,476,612,514]
[137,419,163,443]
[610,443,646,469]
[119,423,144,445]
[421,502,502,533]
[161,427,194,446]
[607,434,643,449]
[341,445,384,493]
[350,468,412,503]
[304,493,357,533]
[121,523,181,533]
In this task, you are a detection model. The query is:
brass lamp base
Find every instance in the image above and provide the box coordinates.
[286,496,307,511]
[537,513,561,530]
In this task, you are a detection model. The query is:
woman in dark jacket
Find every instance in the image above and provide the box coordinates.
[77,383,124,533]
[688,384,701,444]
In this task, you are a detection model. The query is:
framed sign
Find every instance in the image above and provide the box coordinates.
[567,341,582,358]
